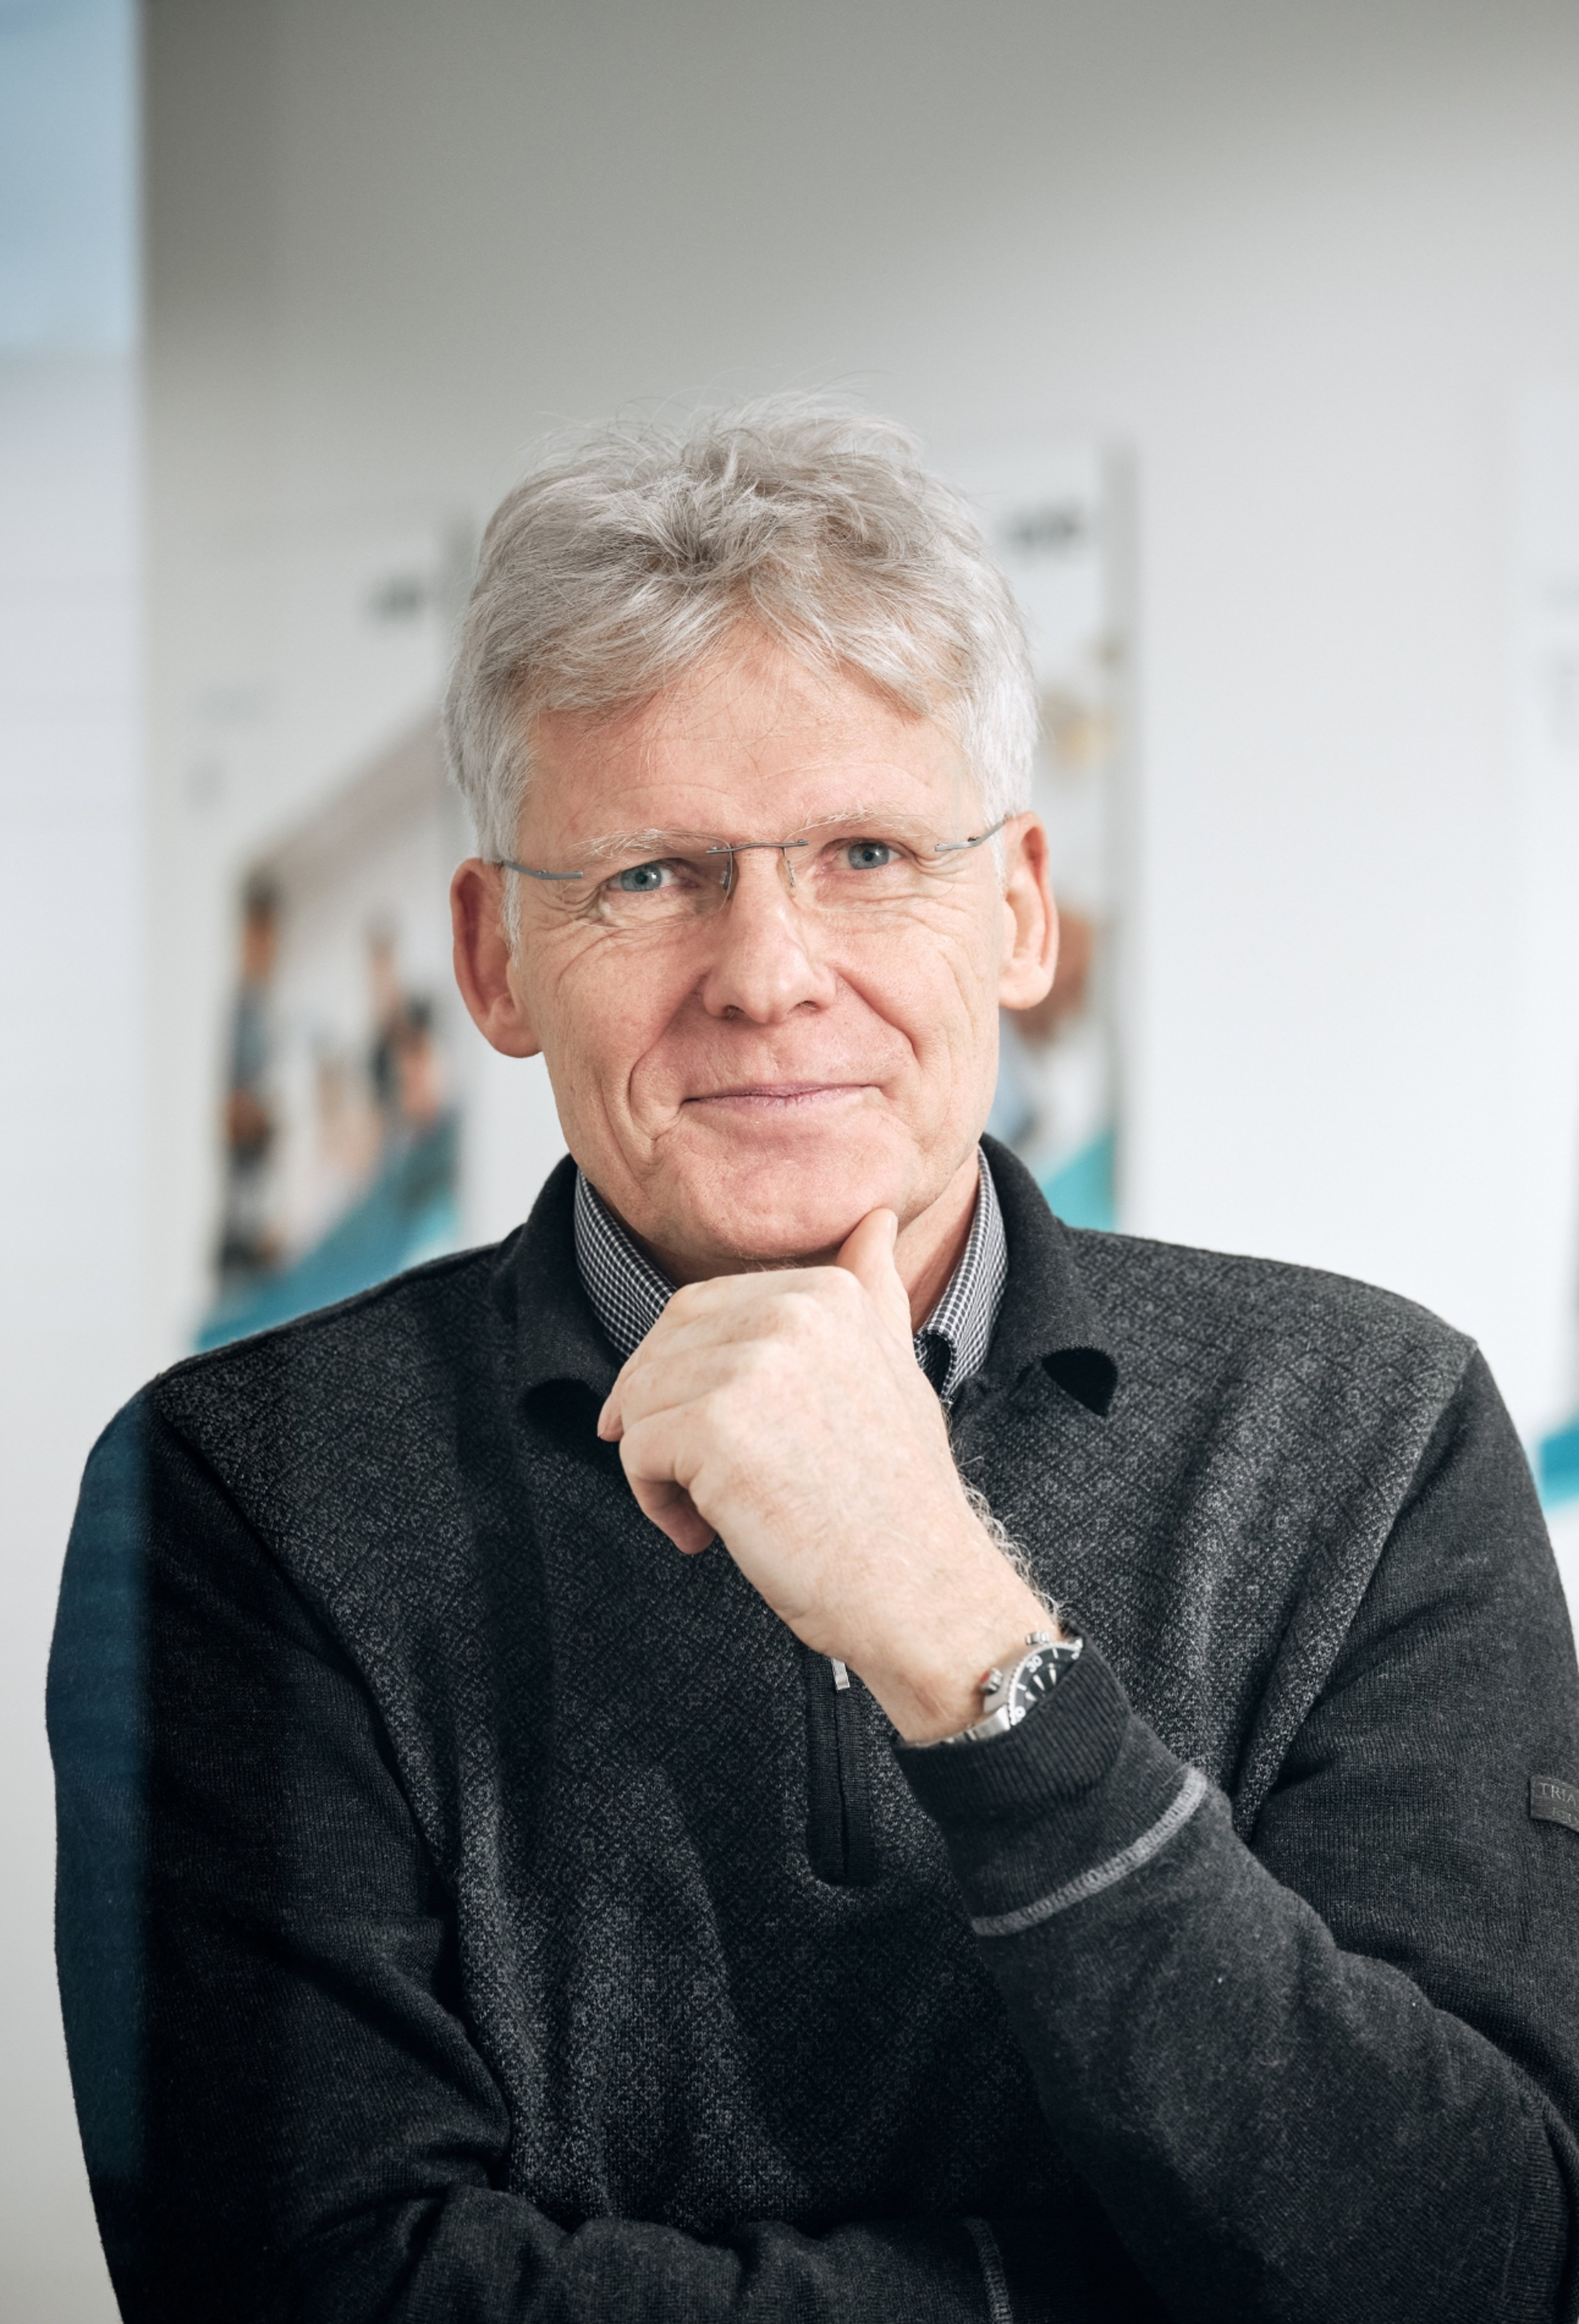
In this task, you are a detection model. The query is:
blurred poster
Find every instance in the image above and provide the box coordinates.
[1517,395,1579,1524]
[948,440,1131,1228]
[198,719,466,1348]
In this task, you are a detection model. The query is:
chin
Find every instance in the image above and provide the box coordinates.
[676,1143,907,1265]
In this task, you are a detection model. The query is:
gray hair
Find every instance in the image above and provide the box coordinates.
[442,397,1037,865]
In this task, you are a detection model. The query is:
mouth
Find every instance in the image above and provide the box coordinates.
[682,1081,875,1112]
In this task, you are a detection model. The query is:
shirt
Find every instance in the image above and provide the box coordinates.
[573,1146,1008,1403]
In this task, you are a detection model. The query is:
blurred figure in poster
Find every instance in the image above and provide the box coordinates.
[392,994,445,1133]
[364,924,446,1145]
[366,919,406,1136]
[308,1043,383,1240]
[215,877,282,1292]
[201,909,458,1348]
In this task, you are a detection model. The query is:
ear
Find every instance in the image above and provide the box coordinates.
[450,860,542,1058]
[996,811,1058,1010]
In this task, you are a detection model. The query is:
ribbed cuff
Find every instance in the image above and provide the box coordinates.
[895,1647,1195,1928]
[896,1648,1130,1820]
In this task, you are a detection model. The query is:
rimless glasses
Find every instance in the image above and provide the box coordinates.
[492,813,1008,932]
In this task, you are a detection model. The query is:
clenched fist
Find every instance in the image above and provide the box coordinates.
[597,1208,1055,1743]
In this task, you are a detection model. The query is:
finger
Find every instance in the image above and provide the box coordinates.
[597,1358,637,1439]
[627,1474,718,1555]
[835,1207,912,1342]
[600,1279,825,1439]
[619,1413,720,1554]
[597,1278,769,1437]
[600,1344,716,1439]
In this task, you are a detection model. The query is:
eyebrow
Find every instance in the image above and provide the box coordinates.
[574,805,937,863]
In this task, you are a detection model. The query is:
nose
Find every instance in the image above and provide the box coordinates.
[694,846,838,1023]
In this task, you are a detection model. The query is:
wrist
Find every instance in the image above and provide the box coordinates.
[864,1578,1058,1744]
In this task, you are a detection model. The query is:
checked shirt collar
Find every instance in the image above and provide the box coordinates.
[573,1147,1008,1407]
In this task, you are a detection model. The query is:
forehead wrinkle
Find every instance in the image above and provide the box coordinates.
[748,800,931,842]
[578,826,716,863]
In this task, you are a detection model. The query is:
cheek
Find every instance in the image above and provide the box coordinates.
[865,904,1000,1022]
[836,926,1000,1080]
[531,940,692,1103]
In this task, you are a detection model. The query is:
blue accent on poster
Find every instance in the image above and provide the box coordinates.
[197,1114,459,1350]
[1538,1417,1579,1512]
[1042,1128,1116,1232]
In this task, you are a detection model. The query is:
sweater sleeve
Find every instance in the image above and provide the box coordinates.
[898,1348,1579,2324]
[47,1396,997,2324]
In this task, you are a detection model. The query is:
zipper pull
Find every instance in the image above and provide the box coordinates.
[830,1658,851,1691]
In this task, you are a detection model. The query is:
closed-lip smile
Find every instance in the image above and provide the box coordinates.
[684,1081,872,1108]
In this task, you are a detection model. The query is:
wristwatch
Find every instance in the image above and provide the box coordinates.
[935,1627,1083,1747]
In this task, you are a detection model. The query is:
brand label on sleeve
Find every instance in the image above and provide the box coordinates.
[1530,1775,1579,1834]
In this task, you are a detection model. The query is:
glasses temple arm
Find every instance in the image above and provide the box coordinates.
[934,816,1008,856]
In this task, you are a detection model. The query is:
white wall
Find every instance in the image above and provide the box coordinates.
[0,358,137,2324]
[0,0,139,2312]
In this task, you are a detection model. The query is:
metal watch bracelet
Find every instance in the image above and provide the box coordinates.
[928,1627,1084,1748]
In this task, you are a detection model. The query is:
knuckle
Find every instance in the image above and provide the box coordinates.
[772,1290,817,1336]
[802,1275,850,1320]
[816,1267,863,1313]
[697,1383,740,1435]
[696,1384,755,1464]
[618,1407,659,1454]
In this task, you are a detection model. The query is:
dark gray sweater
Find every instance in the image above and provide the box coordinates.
[48,1143,1579,2323]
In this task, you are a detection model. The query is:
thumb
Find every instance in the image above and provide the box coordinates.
[835,1207,913,1343]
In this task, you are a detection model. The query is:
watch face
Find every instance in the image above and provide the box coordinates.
[1007,1643,1074,1722]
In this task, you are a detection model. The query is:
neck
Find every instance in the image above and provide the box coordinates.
[643,1149,982,1331]
[888,1150,983,1328]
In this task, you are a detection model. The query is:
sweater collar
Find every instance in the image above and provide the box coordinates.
[503,1134,1118,1418]
[969,1135,1118,1415]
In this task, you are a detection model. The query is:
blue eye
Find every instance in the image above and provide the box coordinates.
[843,841,897,871]
[613,861,669,893]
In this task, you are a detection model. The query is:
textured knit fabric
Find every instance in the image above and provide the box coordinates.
[574,1145,1007,1403]
[47,1140,1579,2324]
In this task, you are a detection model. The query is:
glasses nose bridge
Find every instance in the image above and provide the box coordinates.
[706,838,806,902]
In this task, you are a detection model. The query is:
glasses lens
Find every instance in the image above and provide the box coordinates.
[586,827,987,927]
[597,850,729,922]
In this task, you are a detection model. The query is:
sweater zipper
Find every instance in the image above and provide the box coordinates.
[803,1648,877,1885]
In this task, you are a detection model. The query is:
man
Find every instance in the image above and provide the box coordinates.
[51,402,1579,2324]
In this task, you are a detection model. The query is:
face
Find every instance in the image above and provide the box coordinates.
[452,629,1055,1279]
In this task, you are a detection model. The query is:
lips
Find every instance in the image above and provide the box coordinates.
[683,1082,872,1107]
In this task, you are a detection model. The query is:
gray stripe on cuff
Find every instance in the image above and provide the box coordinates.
[964,2216,1015,2324]
[968,1764,1209,1939]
